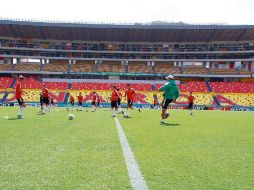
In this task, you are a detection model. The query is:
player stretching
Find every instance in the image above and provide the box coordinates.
[77,92,83,111]
[91,92,97,112]
[124,84,136,118]
[111,85,119,117]
[16,75,26,119]
[42,84,50,114]
[159,75,179,125]
[188,92,195,115]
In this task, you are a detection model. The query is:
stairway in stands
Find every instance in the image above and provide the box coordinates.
[2,78,17,102]
[63,82,72,103]
[205,81,220,106]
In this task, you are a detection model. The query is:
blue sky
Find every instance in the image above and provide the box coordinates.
[1,0,253,24]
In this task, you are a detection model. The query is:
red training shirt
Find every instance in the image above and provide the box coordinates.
[16,81,22,99]
[125,88,136,100]
[188,95,195,103]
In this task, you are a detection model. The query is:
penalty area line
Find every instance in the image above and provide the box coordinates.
[114,117,148,190]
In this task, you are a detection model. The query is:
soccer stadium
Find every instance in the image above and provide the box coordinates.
[0,9,254,190]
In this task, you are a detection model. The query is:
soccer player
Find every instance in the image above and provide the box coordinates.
[39,92,43,112]
[42,84,50,114]
[188,92,195,115]
[159,75,179,125]
[153,98,159,109]
[97,95,101,108]
[77,92,83,111]
[111,85,119,117]
[91,91,97,112]
[117,88,123,114]
[69,94,75,111]
[16,75,26,119]
[50,95,55,108]
[124,84,136,117]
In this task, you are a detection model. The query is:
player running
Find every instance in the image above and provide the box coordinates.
[124,84,136,117]
[91,91,97,112]
[97,96,101,108]
[159,75,179,125]
[117,88,123,114]
[153,98,159,109]
[77,92,83,111]
[69,94,75,111]
[50,95,55,108]
[16,75,26,119]
[188,92,195,115]
[39,92,43,113]
[42,84,50,114]
[111,85,119,117]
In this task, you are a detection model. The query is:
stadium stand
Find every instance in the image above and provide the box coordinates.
[98,62,125,73]
[70,61,94,72]
[0,77,13,88]
[210,82,254,93]
[0,63,14,71]
[210,68,238,75]
[15,63,41,71]
[43,60,69,72]
[128,62,153,73]
[182,67,209,75]
[154,63,180,74]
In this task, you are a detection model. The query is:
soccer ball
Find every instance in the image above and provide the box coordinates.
[68,114,75,120]
[123,113,129,118]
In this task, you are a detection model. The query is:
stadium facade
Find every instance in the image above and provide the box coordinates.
[0,19,253,80]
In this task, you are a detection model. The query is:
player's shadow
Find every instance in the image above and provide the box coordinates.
[162,123,180,127]
[8,118,20,120]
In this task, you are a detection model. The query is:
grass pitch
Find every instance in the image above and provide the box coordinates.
[0,107,253,190]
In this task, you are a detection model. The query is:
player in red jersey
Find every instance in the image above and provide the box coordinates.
[91,91,97,112]
[50,95,55,109]
[111,85,119,117]
[68,94,75,111]
[124,84,137,117]
[77,92,83,111]
[117,88,124,114]
[188,92,195,115]
[153,98,159,109]
[97,95,101,108]
[42,84,50,114]
[16,75,26,119]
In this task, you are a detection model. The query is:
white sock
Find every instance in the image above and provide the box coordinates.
[21,107,25,115]
[112,110,115,115]
[18,108,22,115]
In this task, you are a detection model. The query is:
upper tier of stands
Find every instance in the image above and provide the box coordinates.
[71,61,94,72]
[182,67,208,75]
[128,62,153,74]
[98,62,125,73]
[210,68,238,75]
[154,63,180,74]
[15,63,41,71]
[43,61,69,72]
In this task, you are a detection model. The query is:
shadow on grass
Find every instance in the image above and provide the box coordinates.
[161,123,180,126]
[8,118,20,120]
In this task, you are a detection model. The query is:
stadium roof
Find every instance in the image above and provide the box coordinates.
[0,19,254,42]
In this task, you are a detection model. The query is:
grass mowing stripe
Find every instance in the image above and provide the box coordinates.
[114,117,148,190]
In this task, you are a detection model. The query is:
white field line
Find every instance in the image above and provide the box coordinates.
[114,117,148,190]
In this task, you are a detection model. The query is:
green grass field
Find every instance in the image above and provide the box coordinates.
[0,107,253,190]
